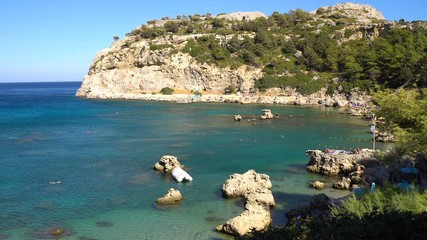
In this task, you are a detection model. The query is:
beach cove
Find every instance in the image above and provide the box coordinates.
[0,82,389,239]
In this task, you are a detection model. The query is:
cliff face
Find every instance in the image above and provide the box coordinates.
[76,3,393,99]
[76,34,263,98]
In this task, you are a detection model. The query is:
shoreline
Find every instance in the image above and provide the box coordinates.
[77,92,373,118]
[77,92,370,107]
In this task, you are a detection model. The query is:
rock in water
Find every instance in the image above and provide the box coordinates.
[260,109,274,120]
[221,170,272,198]
[217,170,275,237]
[153,155,182,172]
[309,180,326,190]
[156,188,183,205]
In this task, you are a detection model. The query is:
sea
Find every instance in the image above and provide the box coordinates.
[0,82,389,240]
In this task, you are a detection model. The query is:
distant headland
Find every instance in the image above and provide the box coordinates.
[76,2,426,108]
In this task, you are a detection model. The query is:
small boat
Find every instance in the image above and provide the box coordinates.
[172,167,193,182]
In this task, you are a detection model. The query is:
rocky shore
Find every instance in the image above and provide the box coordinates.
[78,90,372,113]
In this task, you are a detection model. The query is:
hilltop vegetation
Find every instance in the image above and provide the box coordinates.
[125,8,427,94]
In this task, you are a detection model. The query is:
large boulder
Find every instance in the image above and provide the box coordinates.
[155,188,183,205]
[153,155,182,172]
[260,109,274,120]
[306,149,375,175]
[333,177,352,190]
[310,193,331,211]
[309,180,326,190]
[216,204,271,236]
[217,170,275,237]
[221,170,272,198]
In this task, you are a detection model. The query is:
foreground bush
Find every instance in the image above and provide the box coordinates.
[244,187,427,240]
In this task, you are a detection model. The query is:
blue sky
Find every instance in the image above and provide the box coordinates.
[0,0,426,83]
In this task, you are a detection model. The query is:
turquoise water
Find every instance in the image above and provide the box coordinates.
[0,82,387,239]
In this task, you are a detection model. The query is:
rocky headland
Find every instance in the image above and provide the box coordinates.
[75,2,422,111]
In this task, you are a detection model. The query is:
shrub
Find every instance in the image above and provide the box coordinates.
[159,87,174,95]
[224,85,236,94]
[149,43,174,51]
[192,90,202,96]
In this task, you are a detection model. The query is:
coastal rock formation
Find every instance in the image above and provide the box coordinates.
[217,170,275,237]
[375,131,395,142]
[153,155,182,172]
[333,177,352,190]
[221,169,273,198]
[156,188,183,205]
[309,180,326,190]
[286,194,332,222]
[76,3,390,106]
[260,109,274,120]
[216,204,271,237]
[76,35,263,98]
[306,149,375,175]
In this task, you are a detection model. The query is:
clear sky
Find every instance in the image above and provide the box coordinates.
[0,0,426,83]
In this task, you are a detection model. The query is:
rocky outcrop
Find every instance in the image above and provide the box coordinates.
[260,109,274,120]
[234,114,242,121]
[306,149,375,176]
[375,131,395,142]
[313,3,385,23]
[286,194,333,222]
[309,180,326,190]
[217,12,267,21]
[221,169,273,198]
[156,188,183,205]
[76,35,263,98]
[216,170,275,237]
[153,155,182,172]
[76,3,391,106]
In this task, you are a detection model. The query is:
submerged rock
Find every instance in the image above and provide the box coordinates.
[156,188,183,205]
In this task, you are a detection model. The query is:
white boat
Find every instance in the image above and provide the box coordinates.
[172,167,193,182]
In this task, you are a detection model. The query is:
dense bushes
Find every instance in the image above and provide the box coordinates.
[245,187,427,240]
[125,9,427,94]
[373,89,427,155]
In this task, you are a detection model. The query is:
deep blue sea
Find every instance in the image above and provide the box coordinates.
[0,82,387,239]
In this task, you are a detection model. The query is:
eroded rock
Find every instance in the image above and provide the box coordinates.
[217,170,275,237]
[156,188,183,205]
[153,155,182,172]
[309,180,326,190]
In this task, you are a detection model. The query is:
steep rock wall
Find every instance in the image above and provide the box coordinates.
[76,36,263,98]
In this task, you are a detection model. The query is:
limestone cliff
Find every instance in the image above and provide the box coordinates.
[76,34,263,98]
[76,3,398,100]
